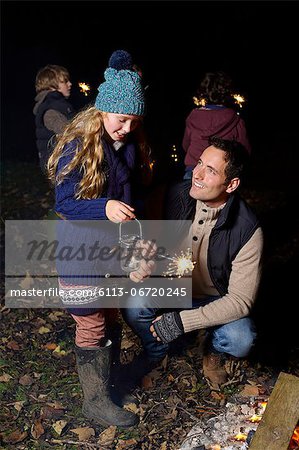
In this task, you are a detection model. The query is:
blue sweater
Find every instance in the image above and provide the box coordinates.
[55,140,108,220]
[54,137,136,284]
[55,137,136,219]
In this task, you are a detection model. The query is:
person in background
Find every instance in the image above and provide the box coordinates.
[123,137,263,389]
[47,50,153,428]
[182,71,251,180]
[33,64,75,174]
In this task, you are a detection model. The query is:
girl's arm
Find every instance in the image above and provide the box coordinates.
[55,143,108,220]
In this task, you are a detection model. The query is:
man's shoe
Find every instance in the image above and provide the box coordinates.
[203,352,228,386]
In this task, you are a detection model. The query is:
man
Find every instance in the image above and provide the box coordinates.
[122,136,263,387]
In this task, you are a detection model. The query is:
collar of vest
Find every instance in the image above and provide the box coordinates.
[213,193,237,229]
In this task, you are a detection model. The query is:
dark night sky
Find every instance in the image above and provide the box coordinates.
[1,1,299,168]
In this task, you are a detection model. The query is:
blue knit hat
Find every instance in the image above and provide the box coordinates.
[95,50,145,116]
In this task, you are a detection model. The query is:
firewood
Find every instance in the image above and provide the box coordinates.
[249,372,299,450]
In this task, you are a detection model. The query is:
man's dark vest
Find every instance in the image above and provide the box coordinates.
[35,91,74,171]
[164,180,260,296]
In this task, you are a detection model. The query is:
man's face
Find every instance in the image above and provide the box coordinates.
[189,145,231,207]
[103,113,141,141]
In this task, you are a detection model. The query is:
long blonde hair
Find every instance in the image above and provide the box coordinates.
[48,106,152,199]
[48,107,105,199]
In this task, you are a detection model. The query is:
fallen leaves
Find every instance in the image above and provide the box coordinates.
[123,402,139,414]
[116,438,138,449]
[70,426,95,441]
[6,340,21,350]
[52,345,67,356]
[0,429,28,444]
[239,383,260,397]
[121,337,135,350]
[40,405,65,420]
[31,419,45,439]
[48,311,65,322]
[141,374,153,389]
[52,419,67,435]
[0,373,12,382]
[8,401,26,412]
[43,342,57,350]
[38,325,52,334]
[19,374,34,386]
[19,271,34,289]
[97,425,117,446]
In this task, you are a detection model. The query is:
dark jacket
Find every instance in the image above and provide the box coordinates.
[164,180,260,296]
[34,91,74,172]
[183,106,251,167]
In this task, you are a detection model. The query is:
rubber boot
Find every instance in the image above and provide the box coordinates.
[106,323,137,406]
[120,351,163,392]
[75,341,138,427]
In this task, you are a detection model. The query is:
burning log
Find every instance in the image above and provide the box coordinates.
[249,372,299,450]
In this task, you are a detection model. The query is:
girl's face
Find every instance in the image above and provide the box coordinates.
[103,113,141,141]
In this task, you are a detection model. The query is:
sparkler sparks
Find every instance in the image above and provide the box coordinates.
[149,160,155,171]
[78,82,91,96]
[193,96,206,106]
[232,93,245,108]
[162,248,195,278]
[193,94,246,109]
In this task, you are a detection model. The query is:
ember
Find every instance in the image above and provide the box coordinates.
[179,398,299,450]
[233,432,247,441]
[248,401,267,423]
[289,424,299,450]
[179,399,268,450]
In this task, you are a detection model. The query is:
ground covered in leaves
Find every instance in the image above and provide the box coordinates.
[1,159,299,450]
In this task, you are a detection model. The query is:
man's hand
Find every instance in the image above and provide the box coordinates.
[150,316,162,341]
[129,259,155,283]
[135,239,157,259]
[149,312,184,343]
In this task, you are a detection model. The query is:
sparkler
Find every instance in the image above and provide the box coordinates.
[193,94,246,109]
[149,160,155,171]
[160,248,195,278]
[193,96,206,106]
[232,93,245,108]
[78,82,91,96]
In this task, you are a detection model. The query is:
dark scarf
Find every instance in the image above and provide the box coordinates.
[102,137,136,205]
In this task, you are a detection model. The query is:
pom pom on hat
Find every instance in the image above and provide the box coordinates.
[108,50,133,70]
[95,50,145,116]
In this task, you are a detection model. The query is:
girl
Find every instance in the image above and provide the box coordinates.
[47,50,153,427]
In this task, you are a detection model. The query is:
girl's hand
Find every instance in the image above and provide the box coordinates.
[106,200,135,223]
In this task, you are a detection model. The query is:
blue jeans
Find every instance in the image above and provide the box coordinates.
[121,295,257,360]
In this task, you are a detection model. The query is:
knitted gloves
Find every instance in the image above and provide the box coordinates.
[152,312,184,344]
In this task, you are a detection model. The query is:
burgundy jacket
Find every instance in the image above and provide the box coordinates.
[183,106,251,167]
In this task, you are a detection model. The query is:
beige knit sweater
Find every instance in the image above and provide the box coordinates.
[180,200,263,332]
